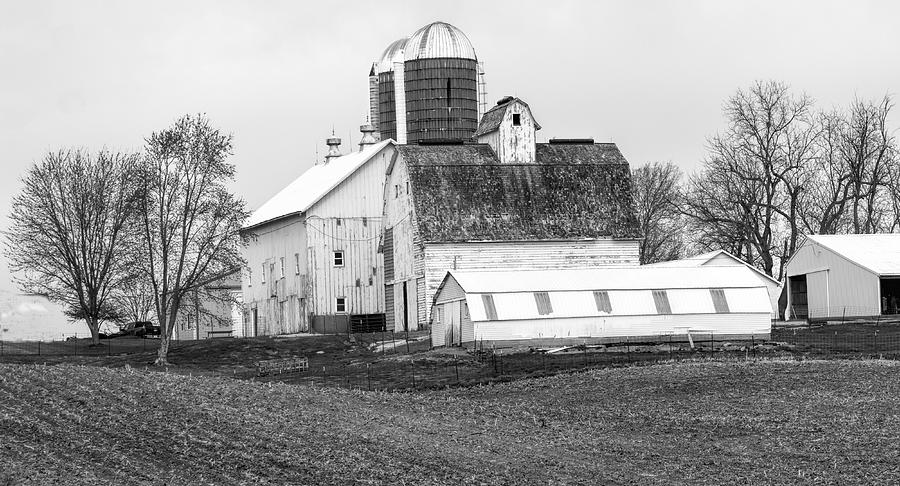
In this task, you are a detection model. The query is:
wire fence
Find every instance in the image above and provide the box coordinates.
[0,337,182,357]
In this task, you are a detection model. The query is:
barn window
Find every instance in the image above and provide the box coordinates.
[336,218,342,226]
[248,268,253,286]
[336,297,346,313]
[512,113,521,126]
[261,264,266,284]
[593,291,612,313]
[279,257,285,278]
[710,289,730,313]
[433,306,442,324]
[652,290,672,315]
[534,292,553,315]
[482,294,498,320]
[394,184,399,198]
[294,253,301,275]
[333,251,344,267]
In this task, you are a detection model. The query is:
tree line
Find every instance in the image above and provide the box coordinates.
[633,80,898,280]
[3,115,248,365]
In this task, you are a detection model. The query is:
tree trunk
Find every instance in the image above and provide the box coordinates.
[88,317,100,346]
[154,300,180,366]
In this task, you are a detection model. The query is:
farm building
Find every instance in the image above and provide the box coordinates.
[430,266,774,347]
[241,128,395,335]
[648,250,782,317]
[381,96,641,332]
[172,268,243,340]
[785,234,900,320]
[0,291,76,341]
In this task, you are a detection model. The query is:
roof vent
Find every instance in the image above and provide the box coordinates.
[549,138,594,145]
[358,121,379,151]
[324,135,342,164]
[496,96,515,106]
[416,138,467,145]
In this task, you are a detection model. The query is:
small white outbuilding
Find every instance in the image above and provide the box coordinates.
[430,266,773,347]
[785,234,900,320]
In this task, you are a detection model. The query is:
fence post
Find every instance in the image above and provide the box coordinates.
[390,330,396,354]
[583,342,588,368]
[455,362,459,384]
[751,336,755,360]
[410,365,416,389]
[323,366,327,386]
[38,340,41,356]
[875,330,879,356]
[626,337,631,361]
[406,330,410,354]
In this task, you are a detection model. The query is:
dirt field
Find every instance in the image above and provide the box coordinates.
[1,359,899,485]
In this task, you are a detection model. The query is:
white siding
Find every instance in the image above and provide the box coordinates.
[806,270,830,319]
[786,239,880,318]
[471,313,771,342]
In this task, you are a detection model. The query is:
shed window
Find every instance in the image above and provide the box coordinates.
[336,297,346,313]
[279,257,285,278]
[482,294,498,321]
[593,291,612,313]
[710,289,730,313]
[260,264,266,284]
[433,306,442,324]
[512,113,521,126]
[534,292,553,315]
[652,290,672,315]
[333,251,344,267]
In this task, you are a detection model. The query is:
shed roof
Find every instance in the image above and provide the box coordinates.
[804,234,900,276]
[647,250,781,285]
[399,142,639,241]
[245,140,393,229]
[446,266,768,294]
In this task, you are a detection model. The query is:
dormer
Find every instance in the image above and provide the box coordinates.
[475,96,541,163]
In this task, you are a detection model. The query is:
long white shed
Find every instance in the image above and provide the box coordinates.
[430,266,773,347]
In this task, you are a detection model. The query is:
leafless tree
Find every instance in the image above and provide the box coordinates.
[683,81,815,279]
[4,150,139,344]
[632,161,685,264]
[841,96,895,233]
[137,114,248,365]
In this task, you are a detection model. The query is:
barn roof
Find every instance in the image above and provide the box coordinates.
[804,234,900,276]
[647,250,782,285]
[400,142,639,242]
[245,140,393,229]
[474,97,541,137]
[446,266,768,294]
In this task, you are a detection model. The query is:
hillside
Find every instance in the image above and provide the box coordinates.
[1,360,898,485]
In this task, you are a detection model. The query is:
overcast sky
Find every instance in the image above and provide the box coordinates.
[1,0,899,292]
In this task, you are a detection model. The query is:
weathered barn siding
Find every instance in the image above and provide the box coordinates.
[421,239,639,327]
[476,98,538,164]
[382,151,422,330]
[786,240,880,318]
[241,216,308,336]
[470,313,772,343]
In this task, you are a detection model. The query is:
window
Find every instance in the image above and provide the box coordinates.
[336,218,342,226]
[406,181,409,194]
[261,264,266,284]
[534,292,553,315]
[652,290,672,315]
[394,184,399,198]
[294,253,301,275]
[433,306,442,324]
[333,250,344,267]
[336,297,346,313]
[710,289,730,313]
[248,268,253,286]
[593,291,612,313]
[512,113,521,126]
[279,257,285,278]
[482,294,498,320]
[362,216,367,227]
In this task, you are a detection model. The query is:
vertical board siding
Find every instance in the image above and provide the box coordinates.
[786,241,880,318]
[434,275,466,303]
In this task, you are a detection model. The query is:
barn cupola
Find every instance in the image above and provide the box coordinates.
[358,120,379,151]
[475,96,541,164]
[324,134,342,164]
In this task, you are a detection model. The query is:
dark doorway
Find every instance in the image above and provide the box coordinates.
[880,278,900,315]
[402,281,409,332]
[789,275,808,319]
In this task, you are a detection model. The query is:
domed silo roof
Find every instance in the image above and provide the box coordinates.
[375,38,407,74]
[404,21,477,61]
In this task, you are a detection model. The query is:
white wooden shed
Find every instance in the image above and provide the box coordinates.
[785,234,900,320]
[648,250,782,317]
[430,266,773,347]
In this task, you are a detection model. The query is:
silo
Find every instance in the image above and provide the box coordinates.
[369,22,484,144]
[402,22,480,143]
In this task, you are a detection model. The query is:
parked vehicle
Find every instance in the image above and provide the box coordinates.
[121,321,161,338]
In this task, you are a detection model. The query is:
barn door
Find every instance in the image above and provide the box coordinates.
[445,301,461,347]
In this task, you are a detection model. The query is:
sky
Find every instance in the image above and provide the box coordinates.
[1,0,899,292]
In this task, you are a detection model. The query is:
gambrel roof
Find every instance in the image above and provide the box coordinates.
[397,142,639,242]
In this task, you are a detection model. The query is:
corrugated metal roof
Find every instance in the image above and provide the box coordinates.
[244,140,393,229]
[804,234,900,275]
[448,266,768,293]
[375,38,406,74]
[404,21,477,61]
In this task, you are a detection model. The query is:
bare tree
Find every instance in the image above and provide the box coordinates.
[4,150,139,344]
[137,114,248,365]
[842,96,895,233]
[632,161,685,264]
[110,272,156,325]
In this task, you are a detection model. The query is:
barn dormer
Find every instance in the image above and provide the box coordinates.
[475,96,541,163]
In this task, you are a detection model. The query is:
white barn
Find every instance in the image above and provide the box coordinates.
[785,234,900,320]
[430,266,773,347]
[648,250,782,317]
